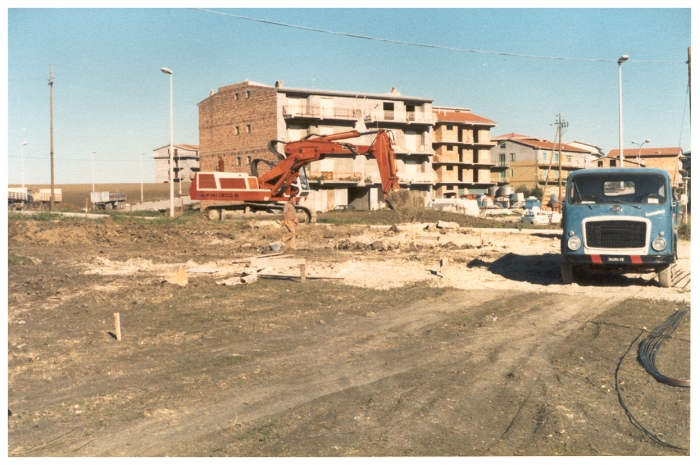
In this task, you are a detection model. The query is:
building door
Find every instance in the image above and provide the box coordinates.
[405,131,417,152]
[320,98,333,118]
[287,97,302,116]
[288,127,302,142]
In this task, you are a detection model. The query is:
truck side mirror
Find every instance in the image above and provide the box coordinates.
[680,194,688,206]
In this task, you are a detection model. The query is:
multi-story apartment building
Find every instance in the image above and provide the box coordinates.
[153,143,199,183]
[490,133,592,198]
[198,80,436,212]
[603,147,687,188]
[431,107,497,197]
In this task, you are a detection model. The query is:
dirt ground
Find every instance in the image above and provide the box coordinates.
[6,212,690,456]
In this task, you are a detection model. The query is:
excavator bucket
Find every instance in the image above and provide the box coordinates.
[385,189,425,223]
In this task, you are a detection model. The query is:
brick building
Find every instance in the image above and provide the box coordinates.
[431,107,497,197]
[490,133,593,199]
[153,143,199,183]
[603,147,687,187]
[198,80,437,212]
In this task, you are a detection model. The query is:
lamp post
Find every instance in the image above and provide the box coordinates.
[631,139,650,166]
[140,152,145,203]
[20,142,28,187]
[91,151,97,192]
[161,67,174,217]
[617,55,628,167]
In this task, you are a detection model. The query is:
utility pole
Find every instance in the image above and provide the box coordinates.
[541,121,560,207]
[541,114,567,208]
[49,68,55,212]
[688,47,691,119]
[557,113,565,203]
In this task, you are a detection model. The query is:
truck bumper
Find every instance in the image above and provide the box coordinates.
[562,253,674,272]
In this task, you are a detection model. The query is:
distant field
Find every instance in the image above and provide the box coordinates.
[9,182,192,209]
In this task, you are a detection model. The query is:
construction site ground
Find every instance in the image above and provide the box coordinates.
[6,210,691,456]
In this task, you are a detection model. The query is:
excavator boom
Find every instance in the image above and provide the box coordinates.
[257,130,400,198]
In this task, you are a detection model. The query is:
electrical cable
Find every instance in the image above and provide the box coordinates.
[614,316,689,451]
[638,310,689,387]
[193,8,686,64]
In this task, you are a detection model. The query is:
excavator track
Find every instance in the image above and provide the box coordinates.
[203,202,315,224]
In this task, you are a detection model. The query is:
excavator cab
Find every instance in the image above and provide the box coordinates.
[293,167,310,198]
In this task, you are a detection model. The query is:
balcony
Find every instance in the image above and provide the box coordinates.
[539,159,587,169]
[364,111,436,125]
[307,171,364,183]
[283,105,361,120]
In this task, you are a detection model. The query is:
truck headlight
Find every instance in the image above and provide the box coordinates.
[567,237,582,251]
[651,237,666,251]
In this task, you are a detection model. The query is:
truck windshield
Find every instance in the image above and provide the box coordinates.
[568,173,667,206]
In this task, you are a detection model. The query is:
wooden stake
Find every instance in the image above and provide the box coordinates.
[440,257,448,277]
[113,312,121,341]
[300,264,306,283]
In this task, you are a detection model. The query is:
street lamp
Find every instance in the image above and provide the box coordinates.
[161,67,174,217]
[617,55,628,167]
[141,152,145,203]
[631,139,650,166]
[91,151,97,192]
[20,142,28,187]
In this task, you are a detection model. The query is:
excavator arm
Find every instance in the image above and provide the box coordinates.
[257,130,400,198]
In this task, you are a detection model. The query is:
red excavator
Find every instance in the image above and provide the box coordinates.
[189,129,422,222]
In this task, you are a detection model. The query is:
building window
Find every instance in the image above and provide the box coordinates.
[610,160,617,167]
[247,156,252,165]
[237,157,242,166]
[598,160,603,167]
[542,152,548,162]
[235,126,240,135]
[235,93,240,100]
[510,153,515,162]
[509,169,514,177]
[383,102,394,120]
[447,166,454,171]
[447,145,454,151]
[246,91,251,98]
[447,124,453,130]
[500,171,506,181]
[499,142,506,149]
[554,153,559,163]
[246,124,251,133]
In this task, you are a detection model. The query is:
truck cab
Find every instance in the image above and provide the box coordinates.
[560,168,684,287]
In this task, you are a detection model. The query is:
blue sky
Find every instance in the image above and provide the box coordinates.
[5,6,693,185]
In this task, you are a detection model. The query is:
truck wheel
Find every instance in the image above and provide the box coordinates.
[658,265,673,288]
[561,262,574,284]
[207,209,221,221]
[294,207,312,224]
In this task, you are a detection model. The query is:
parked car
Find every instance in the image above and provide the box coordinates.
[521,210,550,225]
[333,205,356,211]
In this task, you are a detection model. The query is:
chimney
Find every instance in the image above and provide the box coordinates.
[275,80,284,88]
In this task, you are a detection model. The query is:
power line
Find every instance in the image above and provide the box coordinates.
[8,155,148,162]
[193,8,685,64]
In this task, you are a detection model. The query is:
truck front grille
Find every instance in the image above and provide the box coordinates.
[585,221,647,249]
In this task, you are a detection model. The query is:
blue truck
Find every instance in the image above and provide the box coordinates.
[560,168,685,287]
